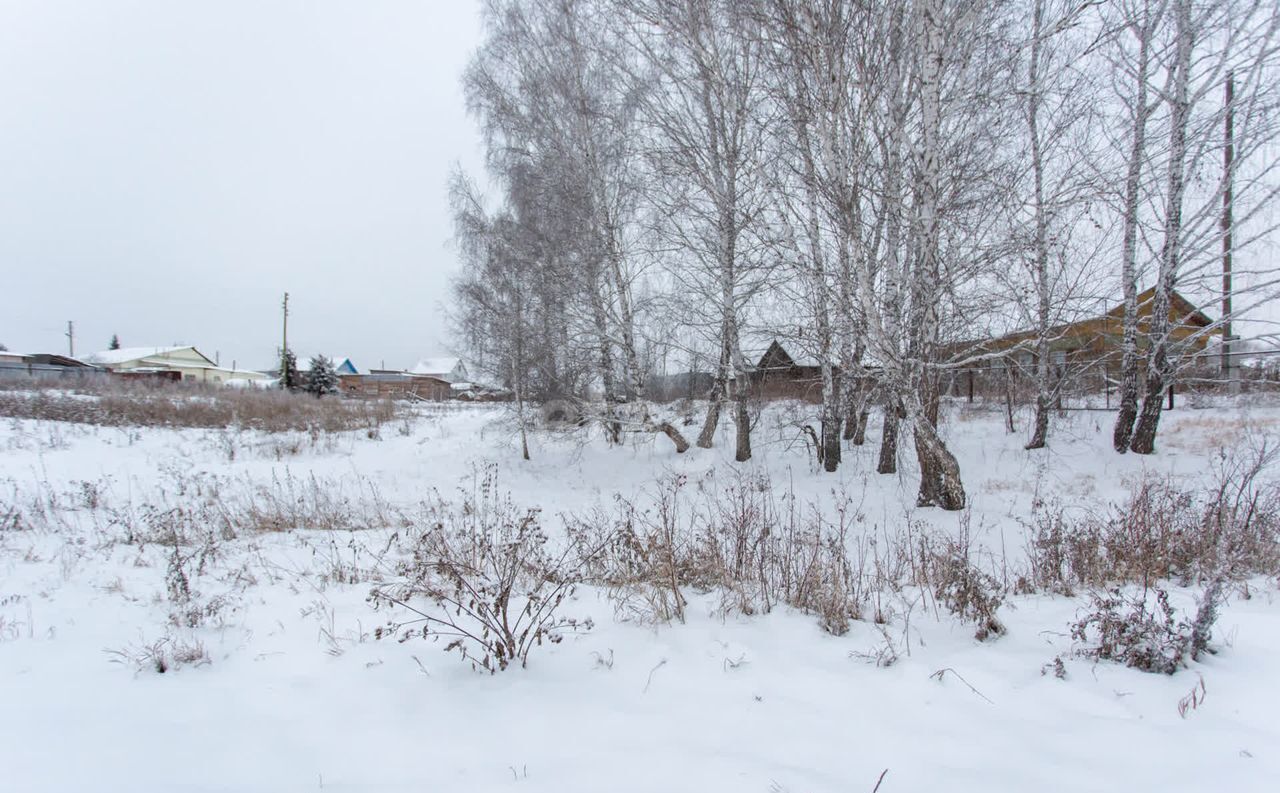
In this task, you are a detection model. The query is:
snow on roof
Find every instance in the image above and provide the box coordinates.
[83,346,194,365]
[409,357,461,376]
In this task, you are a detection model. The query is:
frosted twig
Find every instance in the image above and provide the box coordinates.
[643,658,667,693]
[929,667,994,705]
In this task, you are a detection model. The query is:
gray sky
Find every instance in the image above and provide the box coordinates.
[0,0,485,370]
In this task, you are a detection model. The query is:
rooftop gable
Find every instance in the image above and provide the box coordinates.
[85,346,215,367]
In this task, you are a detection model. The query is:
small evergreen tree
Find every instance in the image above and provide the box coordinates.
[280,348,300,391]
[108,334,121,350]
[305,355,340,397]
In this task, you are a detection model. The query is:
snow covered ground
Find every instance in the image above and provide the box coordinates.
[1,398,1278,792]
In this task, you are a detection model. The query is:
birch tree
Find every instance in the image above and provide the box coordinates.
[622,0,773,462]
[1115,0,1280,454]
[1108,0,1169,453]
[759,0,869,471]
[1015,0,1106,450]
[1131,0,1280,452]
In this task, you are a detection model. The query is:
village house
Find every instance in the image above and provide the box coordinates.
[335,356,462,401]
[749,341,826,402]
[942,287,1220,400]
[409,356,469,383]
[84,346,268,385]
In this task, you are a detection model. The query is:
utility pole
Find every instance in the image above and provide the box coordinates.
[65,321,74,357]
[281,292,290,387]
[1222,72,1236,388]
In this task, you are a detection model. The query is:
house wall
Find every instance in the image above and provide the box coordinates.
[340,374,452,400]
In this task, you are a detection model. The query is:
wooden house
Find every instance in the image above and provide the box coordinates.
[950,288,1215,366]
[943,287,1219,399]
[749,341,825,402]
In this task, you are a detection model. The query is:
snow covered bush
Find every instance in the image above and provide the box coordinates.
[566,482,692,624]
[911,513,1006,641]
[370,468,594,673]
[1070,587,1193,675]
[924,536,1006,641]
[107,634,209,674]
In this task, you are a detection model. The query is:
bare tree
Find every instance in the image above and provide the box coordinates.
[1108,0,1169,452]
[1014,0,1107,450]
[1118,0,1280,454]
[622,0,773,462]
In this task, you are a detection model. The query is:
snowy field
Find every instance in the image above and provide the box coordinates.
[1,395,1278,792]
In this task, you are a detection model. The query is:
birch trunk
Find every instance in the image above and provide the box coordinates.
[1112,0,1161,453]
[909,0,965,510]
[1131,0,1191,455]
[877,399,900,474]
[1025,0,1052,451]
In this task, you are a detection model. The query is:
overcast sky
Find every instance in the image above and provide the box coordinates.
[0,0,485,370]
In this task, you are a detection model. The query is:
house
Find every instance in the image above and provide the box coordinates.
[409,356,468,383]
[749,341,827,402]
[950,288,1215,365]
[942,287,1219,399]
[84,346,268,385]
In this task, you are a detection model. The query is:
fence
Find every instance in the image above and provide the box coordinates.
[943,349,1280,411]
[0,362,108,382]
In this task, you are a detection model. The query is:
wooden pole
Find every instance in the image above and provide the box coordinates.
[1222,72,1235,379]
[281,292,290,387]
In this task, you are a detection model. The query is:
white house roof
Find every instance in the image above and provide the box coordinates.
[409,357,461,376]
[84,346,198,366]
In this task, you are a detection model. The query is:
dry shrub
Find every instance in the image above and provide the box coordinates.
[233,472,397,533]
[106,634,209,674]
[918,517,1006,641]
[1070,587,1191,675]
[1027,440,1280,593]
[370,466,593,673]
[566,472,865,634]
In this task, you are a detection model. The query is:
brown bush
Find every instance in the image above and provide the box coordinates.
[1026,442,1280,593]
[565,471,866,634]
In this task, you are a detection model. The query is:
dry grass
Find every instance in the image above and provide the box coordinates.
[1158,414,1280,453]
[0,379,403,433]
[1023,443,1280,596]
